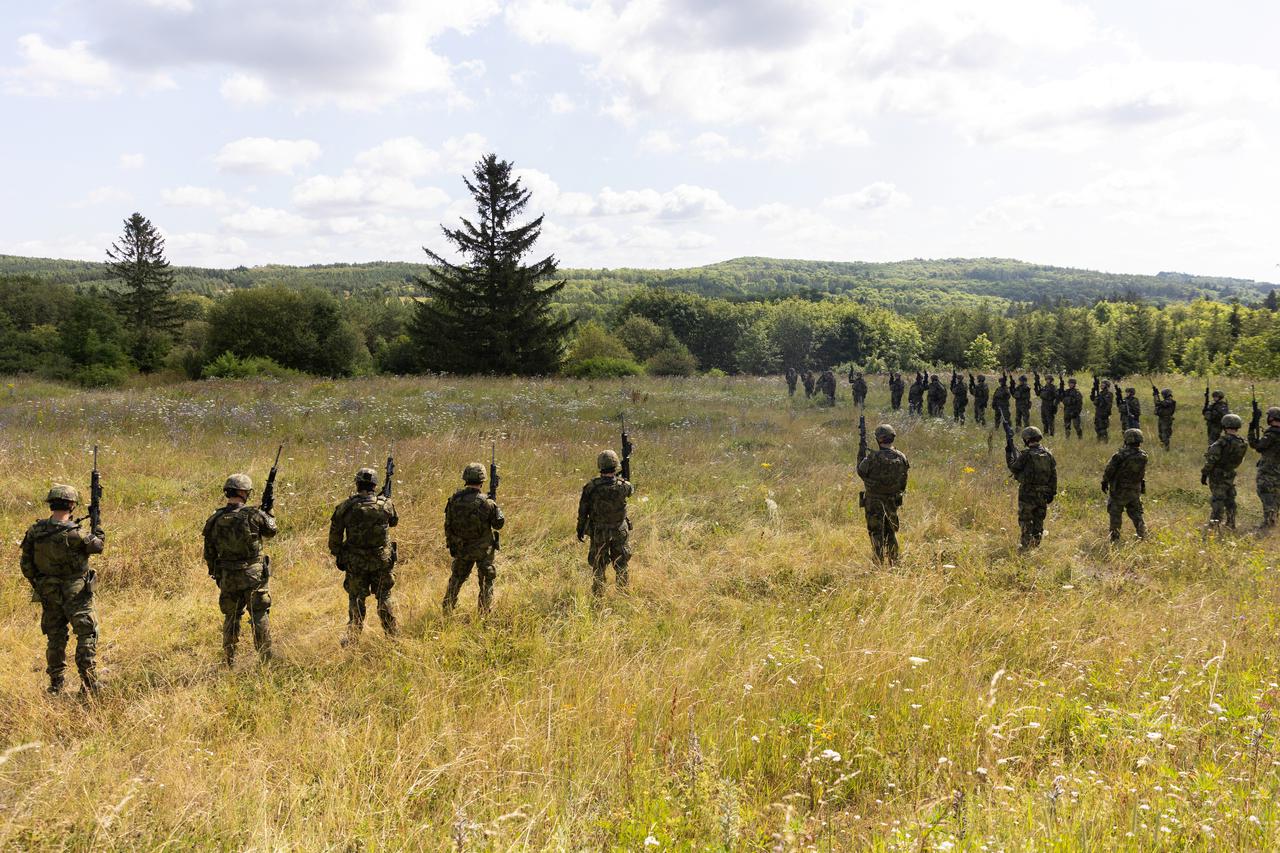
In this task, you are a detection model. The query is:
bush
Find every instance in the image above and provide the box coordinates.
[205,286,366,377]
[645,343,698,376]
[563,357,644,379]
[615,315,666,362]
[72,364,130,388]
[200,351,298,380]
[706,368,728,378]
[567,322,635,364]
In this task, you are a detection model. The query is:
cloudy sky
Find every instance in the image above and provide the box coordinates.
[2,0,1278,279]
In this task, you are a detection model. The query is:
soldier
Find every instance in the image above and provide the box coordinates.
[907,372,925,416]
[950,371,968,423]
[1204,390,1229,443]
[1012,375,1033,428]
[889,372,905,411]
[821,369,838,406]
[785,366,798,397]
[1059,378,1084,439]
[1201,413,1247,532]
[577,449,634,595]
[1035,373,1059,436]
[992,375,1012,430]
[801,370,816,399]
[1121,388,1141,430]
[329,467,398,644]
[20,485,104,694]
[856,424,910,564]
[927,374,947,417]
[1102,429,1148,542]
[1248,405,1280,532]
[970,374,990,426]
[1091,378,1114,441]
[203,474,276,666]
[443,463,505,615]
[1007,426,1057,550]
[1152,387,1177,450]
[850,370,868,407]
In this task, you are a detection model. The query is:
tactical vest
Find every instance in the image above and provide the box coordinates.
[1110,448,1147,492]
[862,449,908,495]
[586,477,630,526]
[446,490,493,545]
[1213,435,1248,473]
[1018,448,1055,488]
[27,521,91,578]
[208,505,263,563]
[340,495,392,550]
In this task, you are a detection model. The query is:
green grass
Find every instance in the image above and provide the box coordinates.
[0,374,1277,850]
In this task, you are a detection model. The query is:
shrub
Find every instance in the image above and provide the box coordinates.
[564,357,644,379]
[615,315,666,362]
[200,351,298,380]
[645,342,698,376]
[72,364,130,388]
[205,286,366,376]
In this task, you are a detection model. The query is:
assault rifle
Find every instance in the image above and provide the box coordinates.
[260,444,283,514]
[857,408,868,508]
[381,454,394,499]
[76,445,103,536]
[1003,418,1017,467]
[1203,384,1211,413]
[1091,375,1099,402]
[620,415,633,482]
[489,442,501,550]
[1251,385,1263,437]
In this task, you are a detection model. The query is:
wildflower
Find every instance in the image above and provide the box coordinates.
[645,836,660,847]
[962,466,975,474]
[909,656,929,666]
[1146,732,1162,741]
[761,462,771,468]
[819,749,841,762]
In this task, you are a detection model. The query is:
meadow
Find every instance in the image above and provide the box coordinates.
[0,373,1277,850]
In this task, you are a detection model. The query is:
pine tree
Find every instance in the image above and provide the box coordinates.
[410,154,574,375]
[106,212,182,371]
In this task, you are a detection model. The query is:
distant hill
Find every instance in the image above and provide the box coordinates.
[2,254,1274,317]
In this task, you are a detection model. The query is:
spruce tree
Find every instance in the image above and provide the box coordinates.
[411,154,574,375]
[106,212,182,371]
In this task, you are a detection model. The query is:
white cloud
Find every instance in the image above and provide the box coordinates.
[71,186,133,208]
[690,132,747,162]
[215,138,322,175]
[1154,119,1264,157]
[141,0,194,11]
[4,34,118,96]
[222,206,309,236]
[164,231,249,265]
[220,72,271,105]
[549,92,576,114]
[639,130,679,154]
[161,186,235,208]
[823,182,911,212]
[119,153,146,170]
[292,173,450,214]
[355,137,442,178]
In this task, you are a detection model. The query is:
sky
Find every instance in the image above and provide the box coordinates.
[1,0,1278,280]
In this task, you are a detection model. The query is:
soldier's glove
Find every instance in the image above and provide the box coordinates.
[1101,481,1108,494]
[1201,473,1209,486]
[576,530,586,543]
[92,527,105,539]
[448,545,458,558]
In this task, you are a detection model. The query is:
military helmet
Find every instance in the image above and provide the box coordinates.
[1101,379,1111,387]
[1268,406,1280,422]
[874,424,896,442]
[597,449,620,472]
[462,462,486,484]
[1018,375,1028,382]
[224,473,253,492]
[1068,378,1077,386]
[1123,428,1144,445]
[1212,390,1224,400]
[355,467,378,486]
[1162,388,1173,397]
[1021,426,1043,443]
[46,484,79,504]
[1221,413,1243,430]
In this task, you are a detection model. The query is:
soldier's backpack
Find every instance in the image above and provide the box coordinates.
[446,491,491,544]
[587,479,629,526]
[209,506,259,562]
[342,496,390,550]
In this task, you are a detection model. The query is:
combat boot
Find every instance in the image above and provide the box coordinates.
[442,576,464,615]
[47,675,65,695]
[224,644,236,668]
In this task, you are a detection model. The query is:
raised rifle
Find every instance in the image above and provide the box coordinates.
[1203,384,1211,413]
[381,454,394,499]
[489,442,501,550]
[857,408,868,508]
[620,414,633,482]
[260,444,283,514]
[1003,418,1016,466]
[1091,375,1099,402]
[1251,385,1262,436]
[76,445,103,536]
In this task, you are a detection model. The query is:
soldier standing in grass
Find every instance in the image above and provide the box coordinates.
[889,372,905,411]
[849,370,868,407]
[1007,426,1057,551]
[1204,390,1229,444]
[1122,387,1141,430]
[801,370,816,399]
[1012,375,1033,428]
[992,375,1012,430]
[1152,387,1177,450]
[1035,373,1059,436]
[907,372,925,416]
[1250,405,1280,532]
[443,463,504,615]
[970,374,990,426]
[203,474,276,666]
[927,373,947,417]
[1201,413,1247,532]
[950,371,968,423]
[20,485,104,695]
[1091,378,1114,441]
[820,369,837,405]
[785,366,798,397]
[578,449,634,595]
[1102,428,1148,542]
[856,424,910,564]
[329,467,398,644]
[1059,378,1084,439]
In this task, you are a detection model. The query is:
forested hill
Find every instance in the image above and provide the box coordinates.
[2,253,1274,315]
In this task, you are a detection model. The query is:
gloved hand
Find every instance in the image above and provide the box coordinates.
[576,531,586,543]
[448,545,457,558]
[1201,473,1208,486]
[1101,481,1108,494]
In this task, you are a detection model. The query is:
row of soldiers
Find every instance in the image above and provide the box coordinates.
[787,368,1243,449]
[18,449,635,696]
[855,405,1280,562]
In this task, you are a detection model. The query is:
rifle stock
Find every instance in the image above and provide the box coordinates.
[260,444,283,514]
[381,455,395,499]
[87,445,102,535]
[489,442,500,550]
[619,415,633,482]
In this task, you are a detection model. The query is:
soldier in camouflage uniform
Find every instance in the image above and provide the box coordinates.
[1204,390,1229,444]
[1036,374,1059,436]
[992,375,1012,430]
[1201,413,1247,532]
[1121,388,1141,430]
[849,370,868,407]
[203,474,277,666]
[1102,429,1148,541]
[329,467,399,643]
[970,374,990,426]
[820,369,837,406]
[1059,378,1084,439]
[20,485,104,694]
[1091,379,1114,441]
[1012,375,1033,428]
[927,374,947,417]
[1007,426,1057,550]
[889,372,905,411]
[578,449,634,595]
[443,463,505,615]
[785,366,798,397]
[801,370,816,398]
[1248,406,1280,531]
[856,424,910,564]
[907,373,925,416]
[1152,387,1176,450]
[949,372,968,423]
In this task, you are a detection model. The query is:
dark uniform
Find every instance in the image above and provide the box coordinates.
[802,370,816,398]
[950,373,968,423]
[1091,380,1114,441]
[20,484,103,694]
[927,375,947,418]
[1102,430,1148,541]
[329,468,398,640]
[820,369,837,406]
[1201,414,1248,531]
[578,450,634,595]
[1122,390,1141,430]
[856,425,910,564]
[992,378,1012,430]
[849,371,868,407]
[1012,377,1033,428]
[1036,376,1058,436]
[1059,380,1084,438]
[444,463,505,614]
[1204,393,1229,444]
[1250,406,1280,530]
[1007,427,1057,550]
[889,373,905,411]
[971,375,990,426]
[907,374,925,416]
[203,474,277,665]
[785,367,798,397]
[1152,388,1176,450]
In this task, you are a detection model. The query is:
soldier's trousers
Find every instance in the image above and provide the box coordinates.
[1208,481,1237,530]
[444,551,496,614]
[1063,413,1082,438]
[1094,416,1110,441]
[1157,419,1173,449]
[588,523,631,594]
[1257,473,1279,529]
[952,401,966,423]
[993,406,1010,430]
[1207,426,1222,444]
[1016,406,1031,428]
[1107,493,1146,540]
[974,405,987,426]
[343,557,397,635]
[891,392,903,410]
[1040,406,1057,436]
[1017,497,1048,549]
[787,382,796,396]
[35,574,98,686]
[864,494,901,564]
[218,580,271,662]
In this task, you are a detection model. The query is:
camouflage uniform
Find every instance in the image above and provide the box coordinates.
[785,367,798,397]
[907,376,925,416]
[1204,395,1229,444]
[971,376,989,426]
[992,379,1012,430]
[1091,382,1114,441]
[850,371,868,407]
[802,371,816,398]
[856,426,910,564]
[1201,420,1248,530]
[949,374,968,423]
[578,452,634,595]
[329,478,398,639]
[203,491,277,664]
[443,464,505,615]
[1007,430,1057,549]
[1153,390,1176,450]
[1012,379,1033,428]
[20,486,104,693]
[1059,382,1084,438]
[889,373,905,411]
[820,370,837,405]
[1037,378,1058,436]
[927,376,947,418]
[1122,391,1141,430]
[1249,408,1280,530]
[1102,430,1148,541]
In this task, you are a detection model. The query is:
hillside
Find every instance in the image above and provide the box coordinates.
[2,254,1274,316]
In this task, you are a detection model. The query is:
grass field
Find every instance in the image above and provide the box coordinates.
[0,374,1277,850]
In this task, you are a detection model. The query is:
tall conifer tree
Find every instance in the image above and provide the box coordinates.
[106,212,181,370]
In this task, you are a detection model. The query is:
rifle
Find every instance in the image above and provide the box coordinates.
[1203,384,1211,413]
[1252,385,1263,436]
[1003,419,1016,467]
[1034,371,1042,394]
[77,445,103,536]
[857,410,868,508]
[489,442,501,551]
[381,454,395,499]
[1151,383,1160,404]
[260,444,283,514]
[620,415,633,482]
[1091,375,1099,402]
